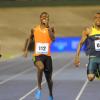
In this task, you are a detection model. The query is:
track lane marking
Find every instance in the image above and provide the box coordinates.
[19,59,73,100]
[75,79,89,100]
[0,68,31,85]
[0,53,71,85]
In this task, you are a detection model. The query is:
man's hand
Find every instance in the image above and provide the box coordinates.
[48,27,55,41]
[23,50,28,58]
[74,56,80,67]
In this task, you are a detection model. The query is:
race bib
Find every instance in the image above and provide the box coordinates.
[36,43,49,54]
[95,40,100,51]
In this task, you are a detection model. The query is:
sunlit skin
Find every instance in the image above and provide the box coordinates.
[74,13,100,81]
[23,12,55,98]
[40,13,55,42]
[94,13,100,28]
[40,13,49,28]
[74,13,100,67]
[23,13,55,57]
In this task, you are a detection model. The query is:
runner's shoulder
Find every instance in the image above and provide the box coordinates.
[33,25,40,30]
[82,26,92,36]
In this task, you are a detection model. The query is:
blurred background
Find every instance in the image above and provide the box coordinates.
[0,0,100,59]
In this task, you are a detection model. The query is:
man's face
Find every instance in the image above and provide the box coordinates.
[40,14,49,26]
[94,13,100,27]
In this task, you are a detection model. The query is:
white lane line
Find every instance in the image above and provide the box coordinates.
[0,53,69,85]
[75,79,89,100]
[19,60,73,100]
[0,68,31,85]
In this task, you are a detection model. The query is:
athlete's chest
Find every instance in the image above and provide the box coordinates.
[35,28,49,37]
[89,28,100,36]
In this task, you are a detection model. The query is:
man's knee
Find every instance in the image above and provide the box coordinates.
[87,74,95,81]
[36,61,44,71]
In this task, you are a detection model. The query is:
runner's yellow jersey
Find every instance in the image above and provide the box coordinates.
[33,25,52,56]
[89,27,100,36]
[83,26,100,56]
[83,27,100,36]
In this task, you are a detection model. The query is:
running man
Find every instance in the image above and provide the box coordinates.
[74,12,100,81]
[24,12,55,100]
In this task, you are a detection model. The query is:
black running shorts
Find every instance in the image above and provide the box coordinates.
[32,55,53,76]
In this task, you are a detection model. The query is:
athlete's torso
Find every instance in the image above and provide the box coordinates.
[89,27,100,36]
[85,27,100,57]
[33,25,52,56]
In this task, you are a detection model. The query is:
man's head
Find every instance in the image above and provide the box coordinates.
[40,12,49,27]
[94,12,100,27]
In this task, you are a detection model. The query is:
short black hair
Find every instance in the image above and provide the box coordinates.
[94,12,100,18]
[40,12,49,17]
[96,12,100,14]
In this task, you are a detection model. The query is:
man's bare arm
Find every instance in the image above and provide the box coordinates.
[48,26,55,42]
[74,27,89,67]
[23,29,34,57]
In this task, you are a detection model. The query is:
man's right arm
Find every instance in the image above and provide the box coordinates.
[74,28,89,67]
[23,29,34,57]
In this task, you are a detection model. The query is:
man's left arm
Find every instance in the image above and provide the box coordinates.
[48,27,55,42]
